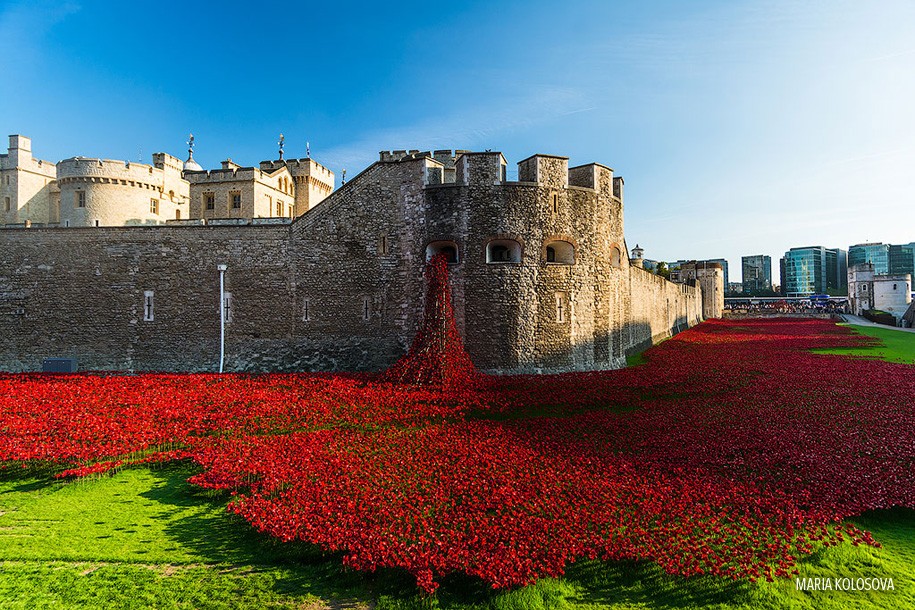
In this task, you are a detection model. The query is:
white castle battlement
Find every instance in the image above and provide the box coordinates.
[1,134,334,227]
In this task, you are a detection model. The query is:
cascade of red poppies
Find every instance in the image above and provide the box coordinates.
[1,318,910,594]
[379,253,477,389]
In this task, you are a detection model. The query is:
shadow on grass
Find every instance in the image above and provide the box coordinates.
[367,559,754,609]
[564,559,751,609]
[137,463,373,604]
[0,461,70,492]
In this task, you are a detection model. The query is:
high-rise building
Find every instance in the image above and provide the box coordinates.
[888,243,915,278]
[826,248,848,295]
[848,243,890,274]
[781,246,848,296]
[741,255,772,293]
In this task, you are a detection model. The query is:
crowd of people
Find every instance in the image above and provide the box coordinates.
[724,299,849,314]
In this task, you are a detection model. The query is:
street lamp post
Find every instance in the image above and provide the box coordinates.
[217,264,227,373]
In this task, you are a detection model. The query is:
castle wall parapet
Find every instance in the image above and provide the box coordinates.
[454,152,506,185]
[58,157,166,185]
[569,163,614,197]
[259,158,334,182]
[517,154,569,188]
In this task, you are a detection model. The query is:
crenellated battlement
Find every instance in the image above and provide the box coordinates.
[379,149,469,167]
[153,152,183,173]
[57,157,166,186]
[183,165,263,183]
[54,154,190,227]
[259,157,334,186]
[381,149,623,199]
[379,149,424,162]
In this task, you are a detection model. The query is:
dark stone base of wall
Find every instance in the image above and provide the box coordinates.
[229,337,407,374]
[0,337,408,375]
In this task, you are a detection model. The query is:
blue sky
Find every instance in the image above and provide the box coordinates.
[2,0,913,282]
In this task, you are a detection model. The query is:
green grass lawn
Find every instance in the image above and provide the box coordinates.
[0,464,372,609]
[1,464,912,609]
[1,323,913,609]
[816,323,915,363]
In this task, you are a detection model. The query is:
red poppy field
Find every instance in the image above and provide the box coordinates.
[2,315,913,595]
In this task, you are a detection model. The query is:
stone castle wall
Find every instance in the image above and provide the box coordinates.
[57,157,189,227]
[0,151,711,374]
[0,225,293,372]
[283,158,431,371]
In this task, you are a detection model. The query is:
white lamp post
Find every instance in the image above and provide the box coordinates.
[217,264,227,373]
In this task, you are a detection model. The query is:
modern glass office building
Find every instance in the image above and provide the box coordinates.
[826,248,848,294]
[888,243,915,278]
[848,243,890,274]
[781,246,848,296]
[741,255,771,293]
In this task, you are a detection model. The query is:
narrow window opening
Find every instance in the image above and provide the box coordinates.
[175,209,181,220]
[205,193,215,210]
[150,198,159,214]
[94,219,100,227]
[551,193,558,214]
[224,292,233,323]
[76,191,86,208]
[555,292,568,323]
[302,298,311,322]
[143,291,154,321]
[231,192,241,209]
[610,246,622,268]
[362,296,371,321]
[379,235,389,255]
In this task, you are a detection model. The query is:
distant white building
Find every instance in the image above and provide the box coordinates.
[848,263,912,324]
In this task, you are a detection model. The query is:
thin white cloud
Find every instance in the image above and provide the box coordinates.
[0,1,80,56]
[319,87,592,172]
